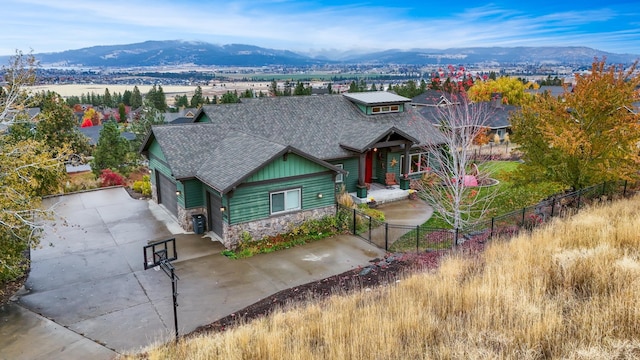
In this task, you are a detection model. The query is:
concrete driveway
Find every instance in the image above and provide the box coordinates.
[1,188,385,357]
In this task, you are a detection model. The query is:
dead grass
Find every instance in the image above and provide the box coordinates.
[122,196,640,359]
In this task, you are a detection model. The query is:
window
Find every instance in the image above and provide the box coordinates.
[401,152,430,175]
[371,104,401,114]
[335,164,344,183]
[270,188,301,214]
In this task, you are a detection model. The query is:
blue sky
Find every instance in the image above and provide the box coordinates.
[1,0,639,56]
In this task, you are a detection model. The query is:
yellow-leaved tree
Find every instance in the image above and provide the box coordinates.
[510,59,640,190]
[1,51,67,288]
[467,76,530,105]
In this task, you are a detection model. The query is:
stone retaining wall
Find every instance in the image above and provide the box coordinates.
[222,205,336,249]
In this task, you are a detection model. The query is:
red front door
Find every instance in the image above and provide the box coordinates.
[365,151,373,183]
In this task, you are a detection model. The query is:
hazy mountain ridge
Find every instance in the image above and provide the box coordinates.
[4,40,639,67]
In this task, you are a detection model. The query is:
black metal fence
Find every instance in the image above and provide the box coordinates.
[338,180,638,253]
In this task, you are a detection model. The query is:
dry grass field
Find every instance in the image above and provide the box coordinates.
[124,196,640,359]
[28,82,272,105]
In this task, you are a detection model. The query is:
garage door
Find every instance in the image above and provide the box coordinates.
[157,172,178,217]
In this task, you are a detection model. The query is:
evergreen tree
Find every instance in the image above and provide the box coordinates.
[104,88,112,107]
[118,103,126,123]
[220,91,239,103]
[91,120,129,176]
[155,85,167,111]
[122,90,132,106]
[175,94,189,108]
[190,85,204,107]
[327,83,333,94]
[269,80,279,96]
[35,92,91,156]
[131,86,143,109]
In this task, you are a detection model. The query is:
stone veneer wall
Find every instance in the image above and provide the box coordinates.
[222,205,336,249]
[177,206,208,232]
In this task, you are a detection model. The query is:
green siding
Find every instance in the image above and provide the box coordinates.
[228,173,335,225]
[184,179,204,208]
[245,153,328,183]
[329,157,359,193]
[194,114,211,123]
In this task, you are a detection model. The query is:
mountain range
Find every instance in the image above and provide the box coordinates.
[5,40,639,68]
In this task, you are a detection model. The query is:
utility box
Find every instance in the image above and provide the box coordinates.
[192,214,206,234]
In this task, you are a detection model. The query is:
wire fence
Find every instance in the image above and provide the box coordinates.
[338,180,639,253]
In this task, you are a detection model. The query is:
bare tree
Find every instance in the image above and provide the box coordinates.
[0,50,37,124]
[413,96,498,234]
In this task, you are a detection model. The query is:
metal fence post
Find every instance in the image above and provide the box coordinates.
[550,198,555,217]
[602,182,606,197]
[490,217,495,239]
[454,228,459,248]
[385,223,389,251]
[368,216,372,243]
[623,180,628,197]
[416,225,419,253]
[577,191,581,210]
[352,208,356,235]
[521,207,526,226]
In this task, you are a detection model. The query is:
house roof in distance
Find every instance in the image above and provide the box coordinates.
[343,92,411,106]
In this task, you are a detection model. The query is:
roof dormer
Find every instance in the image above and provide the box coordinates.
[343,92,411,115]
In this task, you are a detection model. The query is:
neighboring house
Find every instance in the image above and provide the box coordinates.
[140,93,444,248]
[79,123,135,146]
[414,91,515,142]
[163,107,198,123]
[410,90,459,107]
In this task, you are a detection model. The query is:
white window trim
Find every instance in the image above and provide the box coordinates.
[335,164,344,183]
[371,104,401,114]
[270,188,302,215]
[401,152,430,175]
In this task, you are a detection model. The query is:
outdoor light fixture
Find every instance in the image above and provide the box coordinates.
[220,206,226,212]
[317,193,323,199]
[175,190,181,196]
[373,147,378,152]
[148,169,152,174]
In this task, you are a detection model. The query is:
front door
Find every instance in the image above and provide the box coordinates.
[365,151,373,183]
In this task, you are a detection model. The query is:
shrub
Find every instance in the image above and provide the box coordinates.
[132,175,151,196]
[99,169,126,187]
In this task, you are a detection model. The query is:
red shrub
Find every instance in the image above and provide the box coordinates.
[100,169,126,187]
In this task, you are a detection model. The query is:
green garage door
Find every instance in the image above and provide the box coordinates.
[157,172,178,217]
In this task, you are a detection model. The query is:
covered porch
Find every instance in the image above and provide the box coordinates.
[350,182,410,205]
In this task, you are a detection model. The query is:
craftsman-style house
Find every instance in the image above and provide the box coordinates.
[141,92,443,248]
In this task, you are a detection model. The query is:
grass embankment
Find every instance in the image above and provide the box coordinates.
[124,196,640,359]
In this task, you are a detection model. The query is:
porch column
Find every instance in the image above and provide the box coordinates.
[357,152,368,198]
[400,142,412,190]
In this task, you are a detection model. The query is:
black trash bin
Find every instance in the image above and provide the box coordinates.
[192,214,206,234]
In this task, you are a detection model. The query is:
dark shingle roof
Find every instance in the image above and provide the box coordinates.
[199,95,442,158]
[143,94,444,191]
[411,90,459,106]
[417,102,517,130]
[79,124,135,145]
[197,131,287,193]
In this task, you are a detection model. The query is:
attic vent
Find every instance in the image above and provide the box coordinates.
[372,104,400,114]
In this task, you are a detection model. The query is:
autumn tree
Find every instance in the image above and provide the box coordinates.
[467,76,529,105]
[0,51,67,284]
[413,96,498,233]
[510,59,640,190]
